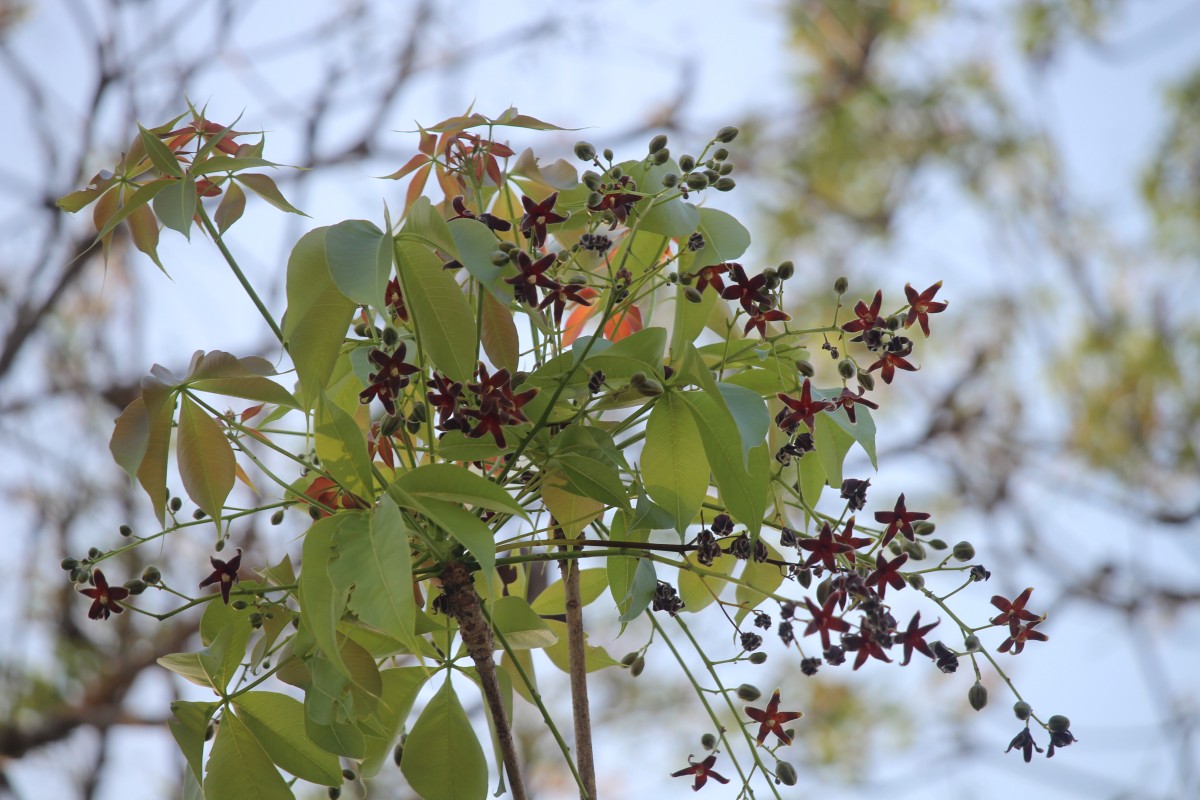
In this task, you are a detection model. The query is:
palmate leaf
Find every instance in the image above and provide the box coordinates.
[297,515,354,675]
[326,219,393,310]
[529,568,609,615]
[176,393,235,523]
[168,700,217,783]
[232,691,343,786]
[401,677,489,800]
[152,176,197,238]
[643,390,710,536]
[203,711,292,800]
[394,237,477,383]
[360,667,429,778]
[489,596,557,650]
[182,350,299,409]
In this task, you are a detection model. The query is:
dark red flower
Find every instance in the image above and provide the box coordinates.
[990,588,1041,632]
[776,379,832,433]
[199,548,242,604]
[897,611,939,665]
[462,363,538,448]
[866,550,909,600]
[744,308,791,338]
[833,516,872,564]
[803,595,851,650]
[505,251,560,307]
[744,689,803,746]
[1006,727,1044,763]
[519,192,567,248]
[904,281,948,337]
[358,344,420,417]
[799,521,853,571]
[384,278,410,323]
[450,195,512,232]
[720,263,772,314]
[692,262,730,294]
[539,281,593,326]
[670,754,730,791]
[842,290,884,334]
[588,176,640,229]
[427,372,465,429]
[79,569,130,620]
[999,619,1049,655]
[847,632,893,670]
[830,386,879,424]
[866,340,918,384]
[873,493,930,547]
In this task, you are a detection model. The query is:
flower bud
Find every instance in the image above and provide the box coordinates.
[1048,714,1071,733]
[498,240,518,252]
[777,261,794,280]
[406,418,422,434]
[715,126,740,143]
[609,165,623,180]
[393,742,404,767]
[635,377,664,397]
[648,134,668,153]
[963,634,981,652]
[700,732,718,750]
[661,172,679,188]
[574,141,597,161]
[902,539,926,560]
[490,250,509,267]
[193,508,207,520]
[328,788,341,799]
[968,681,988,711]
[749,651,768,664]
[834,276,849,294]
[270,509,285,525]
[382,326,399,346]
[857,371,875,391]
[686,173,709,191]
[906,573,925,591]
[684,286,704,304]
[124,579,147,595]
[886,314,903,331]
[142,566,162,584]
[70,567,89,584]
[169,496,183,513]
[409,403,428,423]
[354,322,370,337]
[912,521,936,536]
[215,539,225,552]
[620,651,639,666]
[231,600,248,611]
[928,538,948,550]
[586,191,604,209]
[838,359,857,380]
[652,148,670,165]
[713,147,729,161]
[61,557,79,571]
[630,656,645,677]
[775,760,798,786]
[714,177,736,192]
[602,148,614,162]
[718,162,734,175]
[342,768,358,781]
[735,684,761,702]
[952,541,975,562]
[119,524,133,537]
[796,360,815,377]
[87,547,102,560]
[1013,701,1032,721]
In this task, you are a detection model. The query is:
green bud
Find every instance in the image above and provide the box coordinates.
[249,612,263,628]
[928,538,948,550]
[661,172,679,188]
[902,539,927,560]
[796,360,815,378]
[393,742,404,767]
[952,541,975,562]
[678,154,696,172]
[382,326,399,346]
[169,496,183,513]
[586,191,604,209]
[61,557,79,571]
[141,566,162,584]
[775,760,798,786]
[620,651,639,666]
[87,546,101,560]
[328,787,341,799]
[630,656,645,677]
[215,539,225,552]
[816,577,832,605]
[912,520,936,536]
[736,684,761,702]
[906,573,925,591]
[270,509,285,526]
[749,651,768,664]
[701,733,718,750]
[968,682,988,711]
[718,162,734,175]
[630,371,647,387]
[964,634,981,652]
[886,314,903,331]
[635,378,664,397]
[192,508,207,520]
[490,250,510,267]
[715,126,740,143]
[777,261,794,280]
[857,371,876,391]
[119,524,133,537]
[652,148,670,165]
[648,134,668,153]
[714,177,736,192]
[1013,701,1032,721]
[574,141,597,161]
[353,322,370,337]
[762,269,780,289]
[686,173,709,191]
[342,768,358,781]
[713,147,729,161]
[123,579,147,595]
[684,286,704,304]
[667,272,679,284]
[834,276,849,294]
[70,567,89,585]
[1048,715,1071,733]
[838,359,857,380]
[409,403,427,423]
[205,722,215,742]
[602,148,614,162]
[498,240,518,253]
[406,418,422,434]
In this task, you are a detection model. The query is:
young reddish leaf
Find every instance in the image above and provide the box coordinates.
[57,170,117,213]
[238,172,307,215]
[380,152,429,181]
[126,200,162,268]
[176,393,235,522]
[215,180,246,233]
[93,178,173,243]
[203,712,292,800]
[233,461,258,494]
[401,678,489,800]
[92,183,120,259]
[404,163,432,216]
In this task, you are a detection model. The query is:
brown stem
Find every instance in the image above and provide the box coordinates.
[439,560,528,800]
[559,550,597,800]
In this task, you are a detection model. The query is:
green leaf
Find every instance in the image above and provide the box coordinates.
[283,227,356,410]
[128,201,162,268]
[434,430,505,462]
[152,176,197,238]
[176,394,234,522]
[57,170,117,213]
[203,712,293,800]
[168,701,217,783]
[109,377,176,524]
[797,450,826,512]
[489,596,558,649]
[735,543,785,622]
[304,653,366,758]
[394,238,477,383]
[233,692,343,786]
[238,172,306,215]
[360,667,429,778]
[610,227,668,279]
[406,196,458,255]
[529,569,609,615]
[612,556,657,623]
[813,412,855,489]
[449,217,511,303]
[200,599,254,690]
[543,619,622,672]
[586,327,668,379]
[390,489,496,596]
[690,207,751,268]
[480,292,520,373]
[393,463,527,517]
[637,178,700,237]
[183,350,299,409]
[214,181,247,233]
[401,677,489,800]
[139,125,185,178]
[811,387,879,470]
[716,382,770,463]
[327,497,419,654]
[679,391,768,535]
[669,280,719,363]
[94,178,173,242]
[297,515,353,675]
[193,156,286,176]
[549,452,630,509]
[315,390,374,498]
[540,473,604,538]
[678,552,735,613]
[643,391,710,536]
[326,219,392,310]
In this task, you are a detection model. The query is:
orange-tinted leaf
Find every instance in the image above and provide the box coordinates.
[215,181,246,233]
[234,461,259,494]
[380,153,429,181]
[238,172,306,216]
[127,201,162,268]
[57,171,117,213]
[404,163,431,218]
[605,305,643,342]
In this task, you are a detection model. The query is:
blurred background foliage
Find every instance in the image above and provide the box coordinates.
[0,0,1197,798]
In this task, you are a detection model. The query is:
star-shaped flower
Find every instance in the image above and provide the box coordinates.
[199,548,242,604]
[519,192,567,248]
[873,493,930,547]
[842,289,884,334]
[79,569,130,620]
[897,611,939,665]
[505,251,560,307]
[744,689,803,745]
[904,281,948,336]
[776,379,832,433]
[670,754,730,791]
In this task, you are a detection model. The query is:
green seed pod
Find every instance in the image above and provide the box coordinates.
[630,371,648,387]
[586,191,604,209]
[834,276,849,294]
[713,147,729,161]
[857,371,875,391]
[678,154,696,172]
[630,656,645,677]
[952,541,975,562]
[648,134,668,153]
[574,141,597,161]
[490,250,510,267]
[912,521,936,536]
[498,240,518,253]
[703,168,720,184]
[906,573,925,591]
[796,360,815,378]
[736,684,761,702]
[686,173,709,191]
[124,579,147,595]
[968,682,988,711]
[661,172,679,188]
[270,509,285,526]
[777,261,795,280]
[1048,715,1071,733]
[328,787,341,799]
[602,148,614,162]
[169,496,183,513]
[142,566,162,584]
[715,126,740,143]
[838,359,857,380]
[406,418,422,434]
[620,651,639,666]
[87,547,101,560]
[353,322,370,337]
[381,326,399,346]
[215,539,225,552]
[712,176,736,192]
[61,557,79,571]
[1013,701,1033,721]
[797,567,812,588]
[118,524,133,537]
[701,732,718,750]
[652,148,670,165]
[963,634,981,652]
[775,760,798,786]
[684,286,704,304]
[749,651,768,665]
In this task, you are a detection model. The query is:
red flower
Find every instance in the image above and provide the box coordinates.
[744,689,803,746]
[866,339,917,384]
[426,372,465,429]
[358,344,420,417]
[385,277,410,322]
[776,379,832,433]
[830,386,878,424]
[462,364,538,448]
[720,263,772,314]
[847,632,893,670]
[904,281,948,336]
[833,516,872,564]
[692,262,730,294]
[873,493,930,547]
[744,308,790,338]
[588,176,640,229]
[866,550,909,600]
[199,548,243,604]
[670,754,730,791]
[505,251,560,307]
[519,192,567,248]
[539,280,593,326]
[79,569,129,620]
[803,595,851,650]
[897,611,939,665]
[842,290,884,333]
[450,195,511,232]
[799,521,854,571]
[990,588,1041,632]
[999,619,1049,655]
